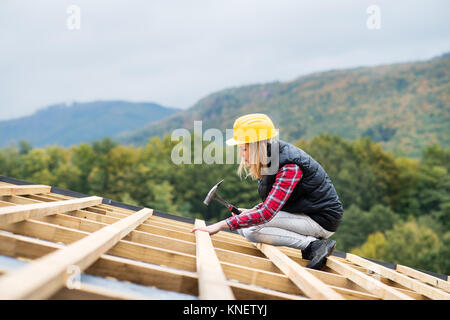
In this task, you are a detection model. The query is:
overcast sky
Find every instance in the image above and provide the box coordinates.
[0,0,449,120]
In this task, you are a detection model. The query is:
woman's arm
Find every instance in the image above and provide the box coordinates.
[189,206,261,235]
[190,164,302,235]
[190,219,229,236]
[225,164,302,231]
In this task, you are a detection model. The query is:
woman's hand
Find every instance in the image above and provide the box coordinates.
[238,208,251,215]
[190,220,228,236]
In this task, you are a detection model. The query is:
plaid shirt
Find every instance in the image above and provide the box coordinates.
[226,164,303,231]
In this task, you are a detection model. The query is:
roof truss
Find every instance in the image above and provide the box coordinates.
[0,180,448,300]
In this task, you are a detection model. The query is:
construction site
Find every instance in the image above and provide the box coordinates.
[0,175,448,301]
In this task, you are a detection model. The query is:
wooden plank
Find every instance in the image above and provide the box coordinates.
[72,208,257,251]
[328,285,379,300]
[326,256,413,300]
[0,200,17,207]
[58,212,263,259]
[35,193,68,201]
[37,213,105,233]
[215,247,282,274]
[0,207,153,299]
[0,232,301,300]
[0,208,392,299]
[67,209,120,224]
[229,281,306,300]
[0,206,386,299]
[1,216,281,274]
[0,231,376,299]
[26,194,59,202]
[138,223,264,257]
[395,264,450,293]
[0,262,139,300]
[87,253,301,300]
[0,227,197,273]
[0,185,51,196]
[194,219,235,300]
[0,219,87,244]
[1,194,41,205]
[0,196,103,225]
[254,243,344,300]
[220,261,302,295]
[346,254,448,300]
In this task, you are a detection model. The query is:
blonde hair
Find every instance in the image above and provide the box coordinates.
[237,139,270,180]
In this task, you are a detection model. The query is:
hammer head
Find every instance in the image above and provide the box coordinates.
[203,179,224,206]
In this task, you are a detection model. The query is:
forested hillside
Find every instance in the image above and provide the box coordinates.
[1,134,448,274]
[118,53,450,157]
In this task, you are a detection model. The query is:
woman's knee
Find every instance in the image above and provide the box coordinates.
[245,232,260,243]
[244,229,264,243]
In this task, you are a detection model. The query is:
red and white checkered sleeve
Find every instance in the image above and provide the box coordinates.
[226,164,302,230]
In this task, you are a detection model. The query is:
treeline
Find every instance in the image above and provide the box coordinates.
[0,135,448,274]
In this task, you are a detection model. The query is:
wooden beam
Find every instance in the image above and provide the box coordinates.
[194,219,235,300]
[346,254,448,300]
[0,196,103,225]
[0,200,17,207]
[395,264,450,294]
[326,256,413,300]
[0,226,197,274]
[70,207,257,252]
[254,243,344,300]
[0,219,87,244]
[0,207,153,299]
[0,185,51,196]
[67,209,120,224]
[229,281,306,300]
[1,216,282,275]
[0,194,41,205]
[0,207,396,299]
[0,232,302,300]
[0,230,377,299]
[87,252,301,300]
[0,261,139,300]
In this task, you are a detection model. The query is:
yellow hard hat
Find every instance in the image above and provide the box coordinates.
[226,113,278,146]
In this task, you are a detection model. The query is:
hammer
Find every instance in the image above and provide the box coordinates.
[203,180,241,216]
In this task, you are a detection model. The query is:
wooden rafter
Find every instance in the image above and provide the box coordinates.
[0,207,152,299]
[254,243,344,300]
[0,185,51,196]
[0,179,447,300]
[326,256,413,300]
[194,219,235,300]
[346,253,449,299]
[395,264,450,293]
[0,196,102,225]
[0,231,301,300]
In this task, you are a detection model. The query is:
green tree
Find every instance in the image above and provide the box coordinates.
[331,204,399,252]
[351,232,388,259]
[18,140,32,155]
[352,218,444,274]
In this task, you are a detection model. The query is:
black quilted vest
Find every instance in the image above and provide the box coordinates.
[257,140,343,232]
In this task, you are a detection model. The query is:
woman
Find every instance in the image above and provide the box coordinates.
[191,113,343,270]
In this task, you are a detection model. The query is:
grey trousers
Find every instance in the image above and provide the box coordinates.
[236,210,334,250]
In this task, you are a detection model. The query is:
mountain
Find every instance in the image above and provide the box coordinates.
[117,53,450,157]
[0,101,181,148]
